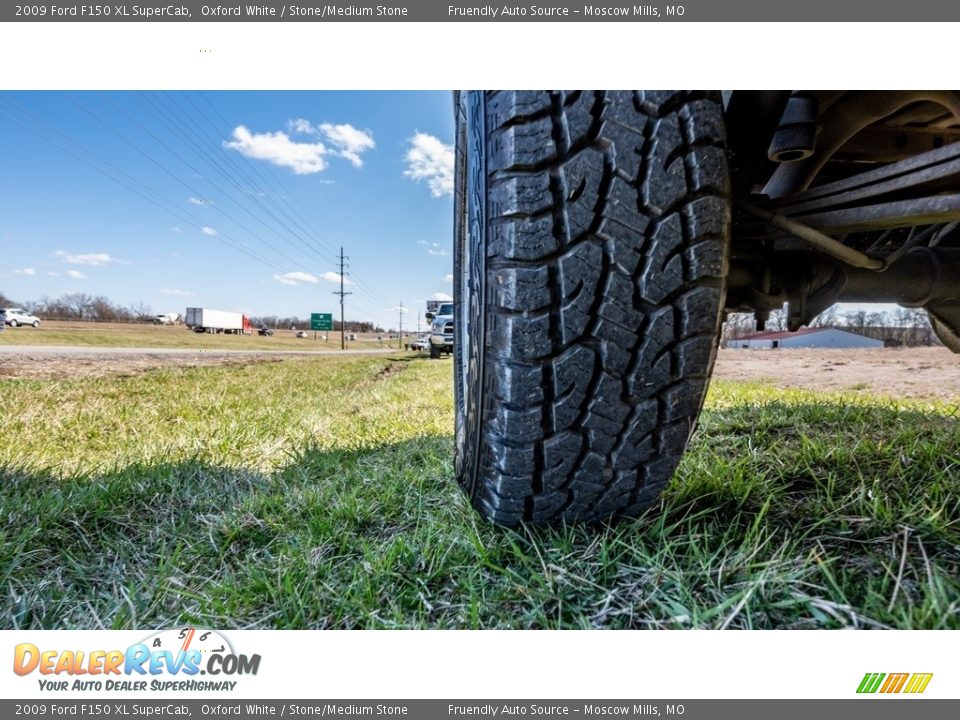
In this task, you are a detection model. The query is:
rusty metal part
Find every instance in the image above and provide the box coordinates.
[764,91,960,197]
[741,203,885,270]
[838,248,960,306]
[767,93,819,163]
[772,141,960,215]
[727,248,960,337]
[831,125,960,163]
[794,193,960,235]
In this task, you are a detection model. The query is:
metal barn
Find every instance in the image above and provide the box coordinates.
[728,327,885,350]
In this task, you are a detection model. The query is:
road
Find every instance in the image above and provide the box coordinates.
[0,345,399,356]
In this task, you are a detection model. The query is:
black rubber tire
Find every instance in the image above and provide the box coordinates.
[430,344,441,359]
[32,321,39,328]
[9,320,18,328]
[453,91,731,526]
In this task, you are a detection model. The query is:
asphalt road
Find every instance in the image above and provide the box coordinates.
[0,345,402,356]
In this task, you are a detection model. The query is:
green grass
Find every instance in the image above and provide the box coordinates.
[1,356,958,629]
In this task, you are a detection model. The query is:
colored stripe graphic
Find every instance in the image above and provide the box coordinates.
[857,672,932,694]
[857,673,885,693]
[904,674,934,694]
[881,673,909,693]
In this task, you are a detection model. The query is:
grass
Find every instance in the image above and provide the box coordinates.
[0,320,402,351]
[1,355,958,629]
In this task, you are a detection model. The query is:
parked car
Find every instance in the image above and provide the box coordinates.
[257,326,274,336]
[153,312,180,325]
[409,334,430,351]
[1,308,40,328]
[295,330,308,338]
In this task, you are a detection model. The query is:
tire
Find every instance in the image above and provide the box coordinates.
[9,320,18,328]
[32,321,39,328]
[430,344,441,359]
[453,91,730,526]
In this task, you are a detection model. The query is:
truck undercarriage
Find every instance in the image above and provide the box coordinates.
[724,91,960,350]
[452,90,960,526]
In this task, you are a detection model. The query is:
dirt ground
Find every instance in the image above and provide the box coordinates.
[0,351,286,380]
[1,346,957,402]
[713,346,960,401]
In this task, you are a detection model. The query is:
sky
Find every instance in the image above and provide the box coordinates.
[0,91,455,331]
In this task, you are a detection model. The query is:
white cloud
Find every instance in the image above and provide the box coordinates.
[444,273,454,283]
[225,125,329,175]
[188,197,213,206]
[46,271,60,277]
[428,248,450,256]
[432,292,453,301]
[404,132,454,197]
[54,250,129,266]
[288,118,316,135]
[161,288,195,297]
[273,271,319,286]
[321,271,354,285]
[318,122,375,167]
[66,269,86,279]
[14,268,36,276]
[230,121,375,173]
[289,118,375,165]
[201,226,218,237]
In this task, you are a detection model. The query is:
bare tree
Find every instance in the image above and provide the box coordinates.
[62,292,94,320]
[844,310,868,333]
[767,308,788,332]
[129,301,153,322]
[810,305,839,328]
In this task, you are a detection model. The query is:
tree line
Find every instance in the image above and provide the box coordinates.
[0,291,154,323]
[0,291,387,332]
[722,306,937,346]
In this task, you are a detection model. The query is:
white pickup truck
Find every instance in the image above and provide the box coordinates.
[426,301,453,359]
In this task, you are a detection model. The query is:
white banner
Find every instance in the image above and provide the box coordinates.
[2,630,954,699]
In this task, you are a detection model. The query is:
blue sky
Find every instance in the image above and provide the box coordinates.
[0,91,455,331]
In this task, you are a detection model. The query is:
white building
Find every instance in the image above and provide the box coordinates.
[728,327,884,350]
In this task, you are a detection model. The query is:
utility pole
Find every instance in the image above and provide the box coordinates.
[332,246,352,350]
[398,301,404,349]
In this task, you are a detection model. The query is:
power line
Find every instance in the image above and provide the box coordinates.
[66,92,312,273]
[134,92,335,271]
[150,92,395,313]
[0,95,292,275]
[397,300,404,349]
[332,247,352,350]
[195,91,395,308]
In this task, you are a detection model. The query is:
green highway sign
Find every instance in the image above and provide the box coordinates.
[311,313,333,331]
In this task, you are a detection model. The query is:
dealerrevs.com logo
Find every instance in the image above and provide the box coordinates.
[857,673,933,694]
[13,628,261,693]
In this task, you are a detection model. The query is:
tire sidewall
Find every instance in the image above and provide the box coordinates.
[453,91,487,499]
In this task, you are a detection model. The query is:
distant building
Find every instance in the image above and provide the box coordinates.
[727,327,885,350]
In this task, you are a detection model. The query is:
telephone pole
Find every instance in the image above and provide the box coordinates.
[398,301,404,349]
[332,247,352,350]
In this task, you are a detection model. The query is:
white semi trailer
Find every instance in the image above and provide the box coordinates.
[185,307,251,334]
